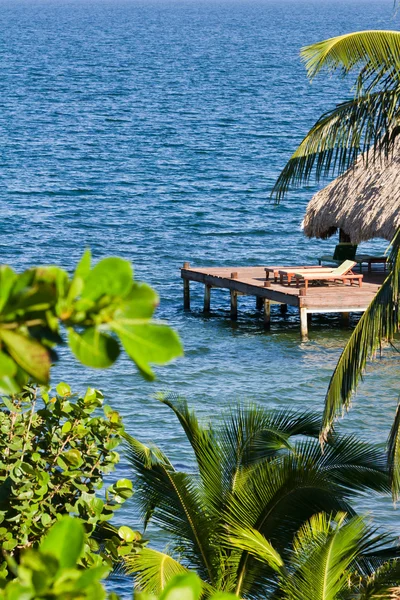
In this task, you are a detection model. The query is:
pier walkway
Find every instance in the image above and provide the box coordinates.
[180,263,385,340]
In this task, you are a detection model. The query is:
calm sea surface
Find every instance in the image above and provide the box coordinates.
[1,0,399,594]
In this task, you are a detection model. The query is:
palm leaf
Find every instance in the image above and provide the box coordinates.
[124,433,217,584]
[294,436,390,496]
[125,547,189,594]
[282,512,365,600]
[387,400,400,502]
[224,524,285,574]
[356,560,400,599]
[219,405,321,493]
[272,30,400,201]
[156,393,224,515]
[301,30,400,83]
[321,228,400,443]
[272,89,400,201]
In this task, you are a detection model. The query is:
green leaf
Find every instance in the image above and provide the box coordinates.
[0,352,17,378]
[159,573,202,600]
[0,266,17,313]
[67,249,92,303]
[68,328,120,369]
[125,548,189,595]
[56,382,71,397]
[81,257,133,301]
[111,322,183,379]
[118,525,136,542]
[63,449,83,467]
[40,516,84,569]
[0,330,51,384]
[118,283,159,319]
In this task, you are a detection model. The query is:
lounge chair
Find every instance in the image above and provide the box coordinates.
[278,266,336,286]
[265,265,327,284]
[294,260,363,292]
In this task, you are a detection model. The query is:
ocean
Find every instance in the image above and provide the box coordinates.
[0,0,399,595]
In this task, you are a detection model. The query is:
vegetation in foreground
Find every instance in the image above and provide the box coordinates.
[124,396,400,598]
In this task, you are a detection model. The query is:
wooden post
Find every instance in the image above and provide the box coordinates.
[341,312,350,326]
[300,307,308,341]
[280,303,288,314]
[256,296,263,310]
[204,285,211,313]
[230,290,238,320]
[183,280,190,310]
[263,299,271,330]
[182,262,190,310]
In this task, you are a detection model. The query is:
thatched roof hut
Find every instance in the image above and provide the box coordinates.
[303,147,400,244]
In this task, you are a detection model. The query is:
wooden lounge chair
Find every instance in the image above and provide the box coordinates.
[265,265,326,284]
[278,266,334,286]
[294,260,363,292]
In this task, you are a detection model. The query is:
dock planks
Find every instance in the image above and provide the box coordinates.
[180,264,384,340]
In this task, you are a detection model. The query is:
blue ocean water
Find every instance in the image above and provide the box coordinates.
[1,0,399,594]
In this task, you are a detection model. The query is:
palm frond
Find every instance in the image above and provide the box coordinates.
[219,405,321,493]
[321,227,400,442]
[224,524,285,574]
[356,560,400,599]
[272,89,400,201]
[124,433,217,584]
[282,512,365,600]
[225,455,353,597]
[387,399,400,502]
[156,393,224,515]
[301,30,400,83]
[125,547,189,594]
[294,436,390,496]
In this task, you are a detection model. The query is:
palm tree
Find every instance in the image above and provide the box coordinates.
[272,30,400,201]
[271,29,400,496]
[123,396,391,597]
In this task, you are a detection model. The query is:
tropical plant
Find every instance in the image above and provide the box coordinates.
[0,249,182,394]
[122,396,392,597]
[0,382,143,579]
[0,516,114,600]
[272,30,400,200]
[228,511,400,600]
[321,228,400,447]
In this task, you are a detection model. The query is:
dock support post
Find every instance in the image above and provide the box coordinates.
[341,312,350,326]
[204,285,211,313]
[256,296,263,310]
[183,262,190,310]
[263,300,271,330]
[300,308,308,341]
[230,291,238,320]
[280,303,288,314]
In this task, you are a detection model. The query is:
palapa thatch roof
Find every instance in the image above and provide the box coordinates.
[303,146,400,244]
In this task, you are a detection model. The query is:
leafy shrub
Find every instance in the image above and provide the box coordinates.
[0,250,183,394]
[0,517,235,600]
[0,382,143,579]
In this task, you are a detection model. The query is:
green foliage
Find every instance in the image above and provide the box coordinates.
[228,512,400,600]
[0,518,237,600]
[0,250,183,393]
[321,228,400,501]
[135,573,237,600]
[0,383,143,578]
[123,397,392,597]
[272,30,400,200]
[322,229,400,440]
[0,517,113,599]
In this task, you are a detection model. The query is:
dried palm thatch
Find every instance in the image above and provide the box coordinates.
[303,144,400,244]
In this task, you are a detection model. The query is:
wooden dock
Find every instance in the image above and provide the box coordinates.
[180,263,385,341]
